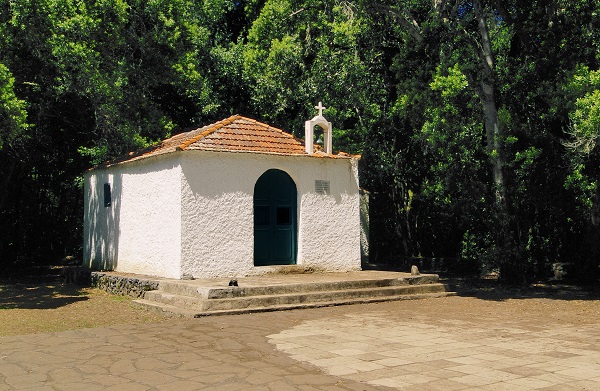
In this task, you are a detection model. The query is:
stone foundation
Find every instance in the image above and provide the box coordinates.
[91,272,159,298]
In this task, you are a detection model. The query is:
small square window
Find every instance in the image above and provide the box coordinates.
[277,207,291,225]
[103,183,112,207]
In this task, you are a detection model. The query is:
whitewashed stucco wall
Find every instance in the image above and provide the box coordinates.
[180,151,361,278]
[83,155,182,278]
[83,169,116,271]
[85,150,361,279]
[296,156,361,271]
[180,153,254,278]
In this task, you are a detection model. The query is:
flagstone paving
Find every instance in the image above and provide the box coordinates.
[1,293,599,390]
[268,311,600,390]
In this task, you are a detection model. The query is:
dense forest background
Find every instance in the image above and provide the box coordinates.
[0,0,599,284]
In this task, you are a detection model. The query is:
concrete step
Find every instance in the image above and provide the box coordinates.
[112,271,456,317]
[133,291,456,318]
[201,283,449,311]
[158,274,440,299]
[131,300,200,318]
[143,282,448,311]
[133,279,454,316]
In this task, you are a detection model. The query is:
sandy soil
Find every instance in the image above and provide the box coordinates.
[0,273,599,337]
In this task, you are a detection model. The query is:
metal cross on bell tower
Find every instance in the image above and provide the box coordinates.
[315,102,326,117]
[305,102,332,155]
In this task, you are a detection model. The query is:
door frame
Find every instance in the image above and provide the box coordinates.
[253,169,298,266]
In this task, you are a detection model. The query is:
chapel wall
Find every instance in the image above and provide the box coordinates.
[295,156,361,273]
[83,169,115,271]
[83,155,183,278]
[180,152,258,278]
[180,151,361,279]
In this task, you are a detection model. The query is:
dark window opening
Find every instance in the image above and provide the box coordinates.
[277,207,291,225]
[103,183,112,207]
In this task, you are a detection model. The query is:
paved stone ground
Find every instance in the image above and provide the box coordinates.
[1,292,600,390]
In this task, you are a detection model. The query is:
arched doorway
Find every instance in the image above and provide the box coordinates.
[254,169,297,266]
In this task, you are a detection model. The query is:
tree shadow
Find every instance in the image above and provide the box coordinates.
[0,283,89,309]
[443,275,600,302]
[0,265,89,309]
[363,262,600,302]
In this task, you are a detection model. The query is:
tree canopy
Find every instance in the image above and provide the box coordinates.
[1,0,599,283]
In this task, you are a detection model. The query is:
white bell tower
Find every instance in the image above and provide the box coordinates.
[305,102,332,155]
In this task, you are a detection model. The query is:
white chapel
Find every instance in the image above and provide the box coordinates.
[83,105,362,279]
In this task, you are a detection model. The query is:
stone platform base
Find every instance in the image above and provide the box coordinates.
[91,270,455,317]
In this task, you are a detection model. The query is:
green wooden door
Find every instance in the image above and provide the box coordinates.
[254,169,297,266]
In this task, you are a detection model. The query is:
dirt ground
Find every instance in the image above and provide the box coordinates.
[429,278,600,327]
[0,282,166,336]
[2,271,600,390]
[0,272,599,337]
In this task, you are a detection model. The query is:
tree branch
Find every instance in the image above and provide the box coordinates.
[370,3,424,43]
[473,0,495,73]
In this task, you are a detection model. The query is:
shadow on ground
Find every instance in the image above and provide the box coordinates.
[0,265,88,310]
[443,276,600,302]
[0,283,88,309]
[364,261,600,302]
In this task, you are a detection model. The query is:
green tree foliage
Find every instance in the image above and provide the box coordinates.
[0,0,246,262]
[242,0,386,152]
[359,0,599,283]
[0,0,599,284]
[0,63,28,150]
[565,66,600,159]
[0,62,29,224]
[496,0,600,282]
[563,64,600,278]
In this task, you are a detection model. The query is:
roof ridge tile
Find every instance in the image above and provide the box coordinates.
[176,115,240,151]
[92,115,354,170]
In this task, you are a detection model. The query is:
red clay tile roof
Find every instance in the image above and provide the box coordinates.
[98,115,354,168]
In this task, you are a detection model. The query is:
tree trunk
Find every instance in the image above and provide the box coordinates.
[0,153,17,214]
[392,182,415,258]
[472,0,526,284]
[474,0,507,207]
[480,82,506,205]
